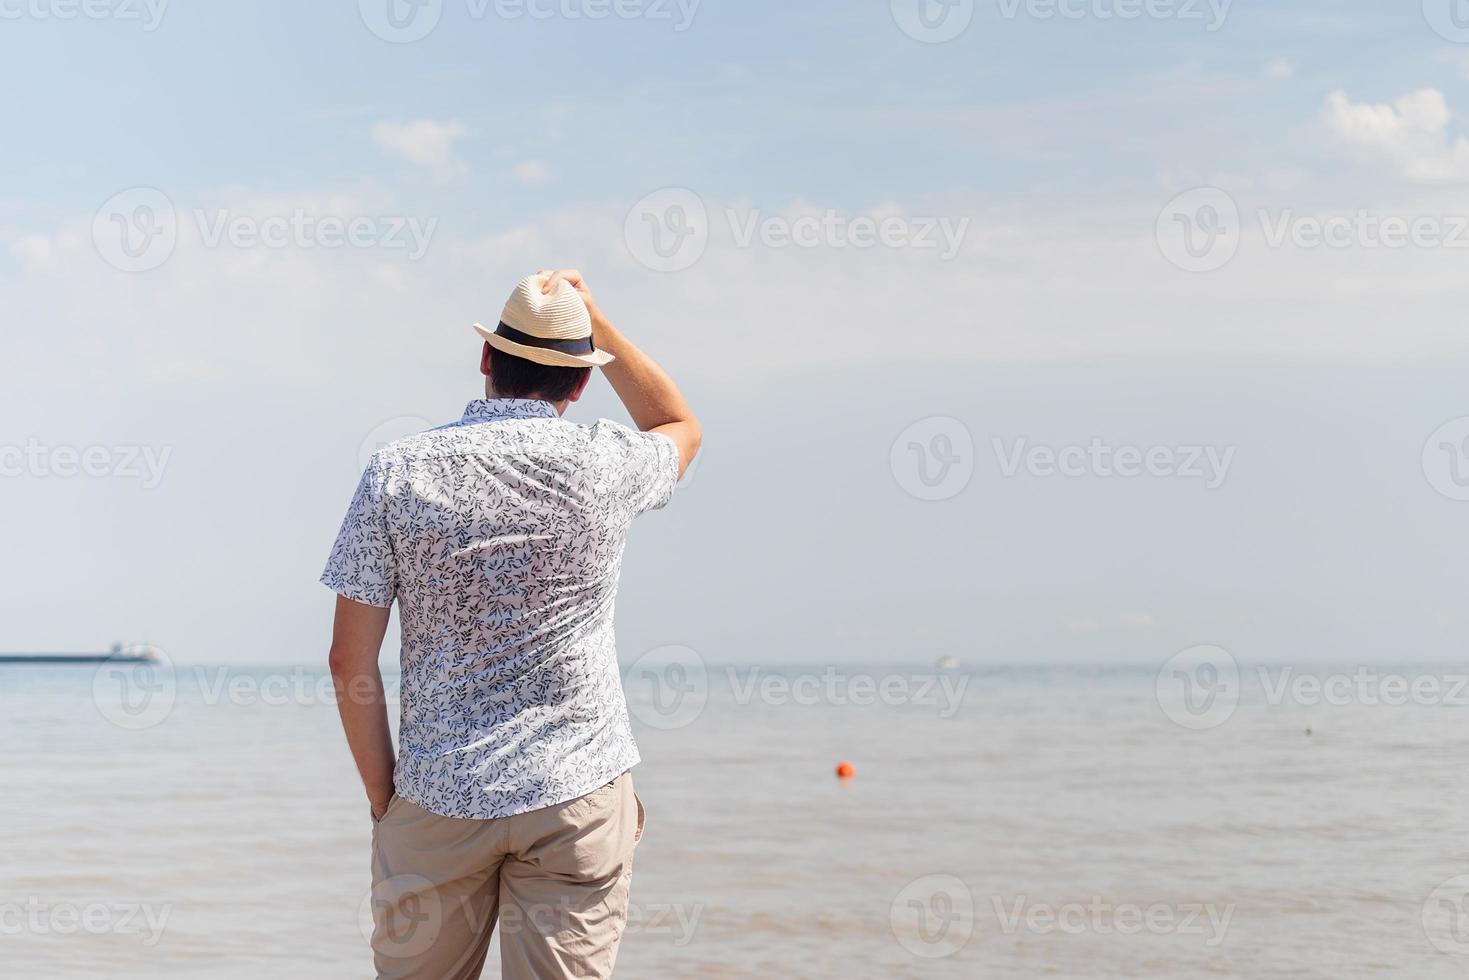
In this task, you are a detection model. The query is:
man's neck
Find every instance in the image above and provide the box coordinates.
[485,388,570,416]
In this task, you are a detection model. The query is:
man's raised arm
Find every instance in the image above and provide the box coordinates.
[543,269,702,478]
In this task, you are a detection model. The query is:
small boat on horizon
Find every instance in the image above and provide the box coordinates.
[0,643,161,666]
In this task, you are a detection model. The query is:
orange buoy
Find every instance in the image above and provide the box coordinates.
[835,761,856,780]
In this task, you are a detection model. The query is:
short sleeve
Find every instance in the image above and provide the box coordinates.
[320,457,397,607]
[592,420,681,518]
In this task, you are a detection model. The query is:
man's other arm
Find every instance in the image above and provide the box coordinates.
[327,595,396,819]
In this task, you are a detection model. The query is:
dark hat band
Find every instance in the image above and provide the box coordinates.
[494,322,596,356]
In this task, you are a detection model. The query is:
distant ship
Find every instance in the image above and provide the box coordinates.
[0,643,161,666]
[935,655,961,671]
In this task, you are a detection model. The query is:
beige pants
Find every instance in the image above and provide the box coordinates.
[369,773,644,980]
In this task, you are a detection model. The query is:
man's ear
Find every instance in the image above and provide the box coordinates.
[568,370,593,404]
[480,343,493,378]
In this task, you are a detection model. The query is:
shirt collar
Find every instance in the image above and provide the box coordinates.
[462,399,559,423]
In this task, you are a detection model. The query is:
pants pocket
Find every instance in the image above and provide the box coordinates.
[371,792,400,827]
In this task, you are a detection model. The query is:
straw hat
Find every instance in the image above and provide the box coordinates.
[474,273,615,368]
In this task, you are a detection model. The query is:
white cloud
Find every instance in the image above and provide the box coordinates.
[8,181,1469,403]
[1323,89,1469,181]
[1262,58,1294,80]
[513,160,551,185]
[372,119,470,182]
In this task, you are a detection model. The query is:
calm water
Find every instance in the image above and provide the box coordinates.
[3,661,1469,978]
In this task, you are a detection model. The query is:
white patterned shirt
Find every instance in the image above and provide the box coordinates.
[322,399,679,819]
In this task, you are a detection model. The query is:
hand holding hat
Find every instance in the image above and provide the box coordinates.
[473,271,615,369]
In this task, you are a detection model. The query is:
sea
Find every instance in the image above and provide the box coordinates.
[3,659,1468,978]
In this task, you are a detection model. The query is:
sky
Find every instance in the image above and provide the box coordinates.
[1,0,1467,666]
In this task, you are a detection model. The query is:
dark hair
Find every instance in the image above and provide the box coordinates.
[488,345,592,401]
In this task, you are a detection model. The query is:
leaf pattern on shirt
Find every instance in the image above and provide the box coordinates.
[322,398,679,819]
